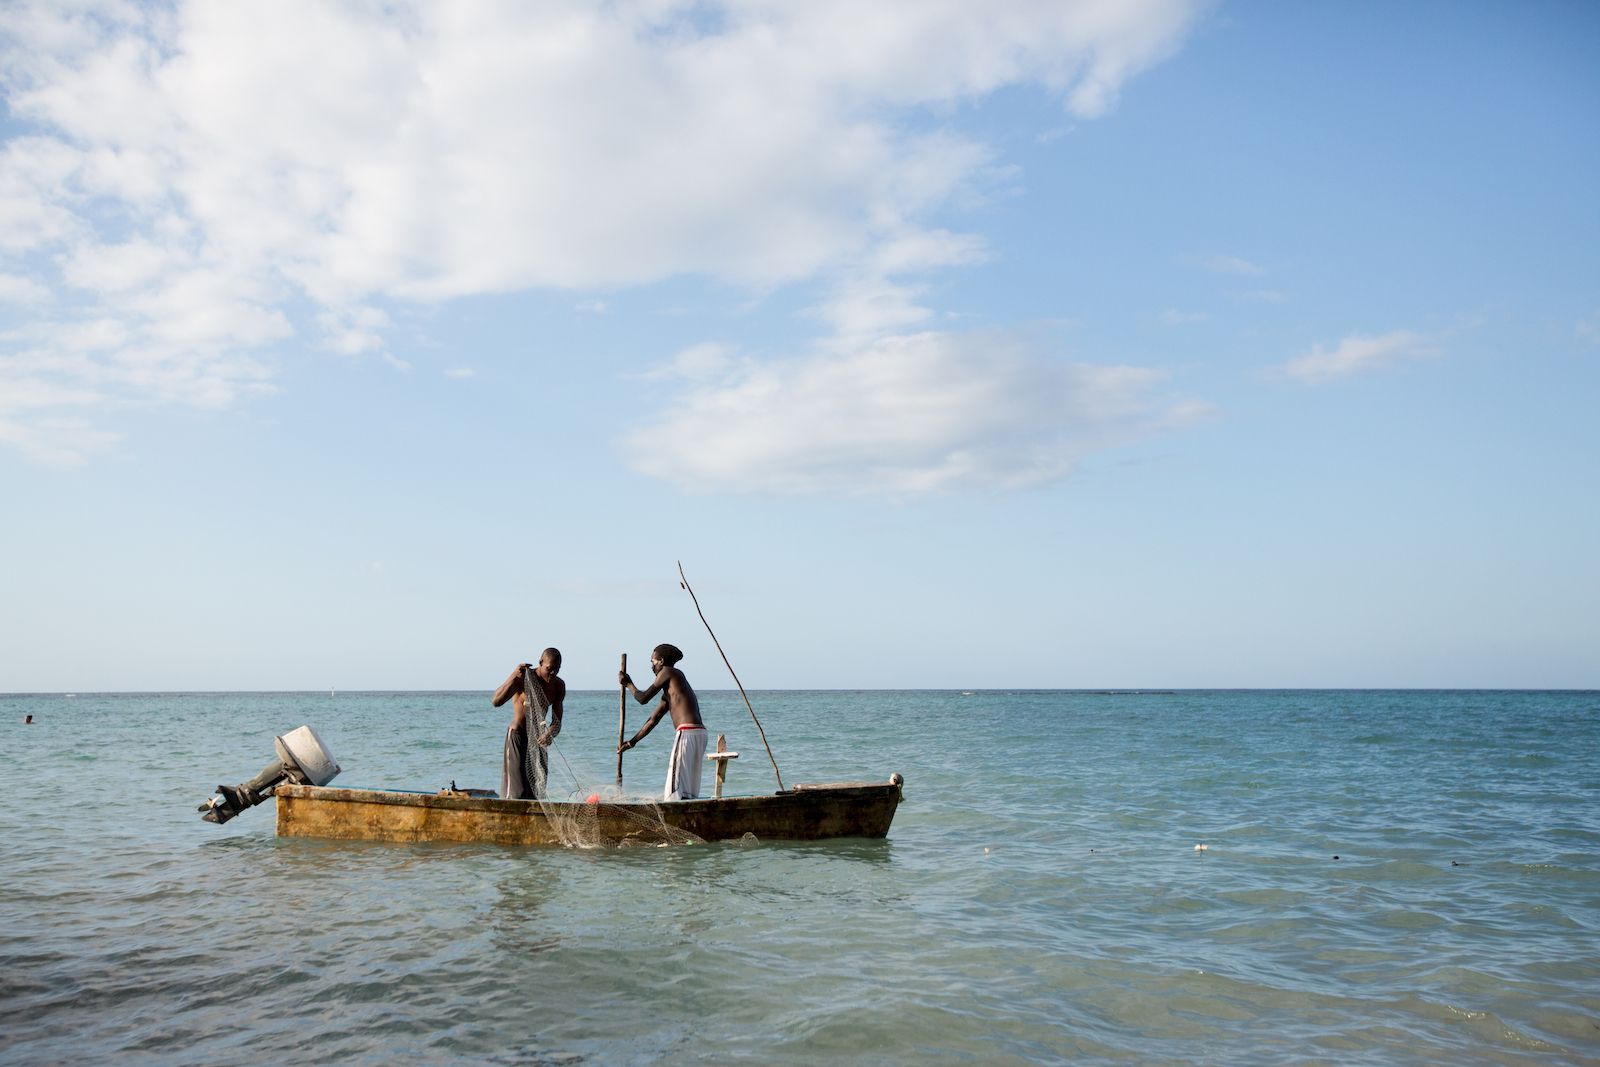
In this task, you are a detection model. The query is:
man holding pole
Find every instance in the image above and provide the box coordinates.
[617,643,706,800]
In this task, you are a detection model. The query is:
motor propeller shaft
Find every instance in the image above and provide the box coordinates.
[198,725,341,825]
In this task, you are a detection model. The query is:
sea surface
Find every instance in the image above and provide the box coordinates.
[2,689,1598,1065]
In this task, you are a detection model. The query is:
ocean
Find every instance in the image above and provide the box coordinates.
[2,689,1597,1065]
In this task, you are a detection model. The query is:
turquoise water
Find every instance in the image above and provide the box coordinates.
[2,689,1598,1065]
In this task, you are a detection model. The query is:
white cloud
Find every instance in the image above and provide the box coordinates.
[1205,254,1262,276]
[0,137,85,251]
[0,340,123,464]
[0,0,1208,462]
[624,329,1196,495]
[0,272,50,304]
[442,366,475,380]
[316,305,393,357]
[1280,330,1435,383]
[0,413,120,465]
[813,274,939,344]
[646,342,740,383]
[1578,311,1600,345]
[60,238,177,294]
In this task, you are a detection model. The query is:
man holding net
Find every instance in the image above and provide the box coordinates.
[617,643,706,800]
[492,648,566,800]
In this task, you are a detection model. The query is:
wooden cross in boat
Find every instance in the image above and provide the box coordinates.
[706,733,739,799]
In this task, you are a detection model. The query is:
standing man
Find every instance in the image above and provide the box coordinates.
[617,643,706,800]
[493,648,566,800]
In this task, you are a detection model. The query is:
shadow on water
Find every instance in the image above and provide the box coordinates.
[488,863,565,959]
[195,819,899,942]
[758,835,896,866]
[204,809,897,861]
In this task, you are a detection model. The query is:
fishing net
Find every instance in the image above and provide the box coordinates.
[476,667,706,847]
[520,669,549,799]
[481,671,703,847]
[533,743,705,848]
[455,759,705,847]
[497,670,549,802]
[538,790,704,849]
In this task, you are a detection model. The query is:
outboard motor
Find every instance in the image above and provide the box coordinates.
[199,725,340,824]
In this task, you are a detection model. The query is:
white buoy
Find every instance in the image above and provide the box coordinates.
[1194,843,1208,852]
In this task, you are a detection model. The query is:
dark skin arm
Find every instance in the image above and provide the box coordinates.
[538,678,566,747]
[617,663,699,752]
[621,664,671,706]
[492,664,533,709]
[492,661,566,746]
[617,697,669,753]
[617,665,672,752]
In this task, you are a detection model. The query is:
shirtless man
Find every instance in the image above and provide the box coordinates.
[492,648,566,800]
[617,643,706,800]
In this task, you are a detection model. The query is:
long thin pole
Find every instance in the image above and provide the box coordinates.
[615,652,627,790]
[678,561,784,791]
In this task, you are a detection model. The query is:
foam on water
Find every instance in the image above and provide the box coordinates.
[2,689,1598,1065]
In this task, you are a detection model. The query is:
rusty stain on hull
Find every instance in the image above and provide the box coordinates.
[274,778,902,846]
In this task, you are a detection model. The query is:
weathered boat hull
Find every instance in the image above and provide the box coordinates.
[274,778,902,846]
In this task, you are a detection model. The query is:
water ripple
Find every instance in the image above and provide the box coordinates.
[2,690,1598,1065]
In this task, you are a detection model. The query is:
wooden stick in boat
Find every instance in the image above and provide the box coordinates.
[678,561,784,791]
[615,652,627,789]
[708,733,740,799]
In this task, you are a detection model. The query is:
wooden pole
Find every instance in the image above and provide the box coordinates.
[678,561,784,791]
[615,652,627,790]
[711,733,739,799]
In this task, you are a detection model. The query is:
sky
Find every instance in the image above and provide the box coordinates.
[1,0,1596,692]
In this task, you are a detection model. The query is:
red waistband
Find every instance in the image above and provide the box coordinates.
[677,723,705,731]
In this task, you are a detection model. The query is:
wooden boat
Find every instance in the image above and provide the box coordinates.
[274,775,903,847]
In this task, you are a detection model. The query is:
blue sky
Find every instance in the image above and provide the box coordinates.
[2,1,1596,691]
